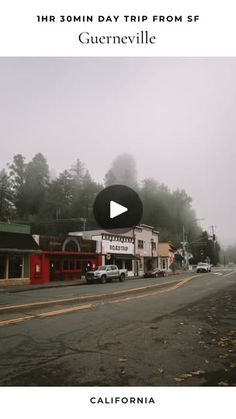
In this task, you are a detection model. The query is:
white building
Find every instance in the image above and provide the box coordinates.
[70,224,159,277]
[129,224,159,276]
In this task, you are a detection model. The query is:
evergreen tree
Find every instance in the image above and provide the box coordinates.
[8,154,26,217]
[0,169,13,220]
[104,153,138,188]
[23,153,49,217]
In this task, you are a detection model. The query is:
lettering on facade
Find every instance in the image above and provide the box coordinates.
[109,245,128,252]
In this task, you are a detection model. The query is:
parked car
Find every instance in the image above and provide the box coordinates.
[196,262,211,273]
[143,268,166,278]
[86,265,127,284]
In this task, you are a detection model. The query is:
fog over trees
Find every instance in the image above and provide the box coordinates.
[0,152,220,264]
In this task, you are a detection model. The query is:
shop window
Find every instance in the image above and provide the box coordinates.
[8,255,23,279]
[0,255,7,279]
[115,260,123,269]
[63,260,69,270]
[125,259,132,271]
[69,260,75,270]
[55,260,61,271]
[138,240,144,249]
[76,260,81,270]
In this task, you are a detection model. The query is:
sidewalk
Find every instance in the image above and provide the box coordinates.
[0,276,142,294]
[0,271,184,294]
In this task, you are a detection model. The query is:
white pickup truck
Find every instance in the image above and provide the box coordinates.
[86,265,128,284]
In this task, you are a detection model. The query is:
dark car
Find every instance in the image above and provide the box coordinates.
[143,268,166,278]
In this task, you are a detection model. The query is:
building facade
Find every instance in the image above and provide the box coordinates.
[30,234,100,283]
[0,222,39,285]
[131,224,159,276]
[158,242,175,271]
[70,224,159,277]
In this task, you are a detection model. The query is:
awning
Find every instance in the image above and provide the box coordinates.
[0,232,40,253]
[112,253,140,260]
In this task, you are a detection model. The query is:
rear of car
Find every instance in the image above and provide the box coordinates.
[196,262,211,273]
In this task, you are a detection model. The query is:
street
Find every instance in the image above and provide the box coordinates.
[0,268,235,386]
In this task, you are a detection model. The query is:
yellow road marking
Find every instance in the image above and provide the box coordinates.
[0,303,93,327]
[0,315,34,326]
[37,303,93,318]
[0,274,202,327]
[0,278,185,312]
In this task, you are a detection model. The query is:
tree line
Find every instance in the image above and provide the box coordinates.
[0,152,220,264]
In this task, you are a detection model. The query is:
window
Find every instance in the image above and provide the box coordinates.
[0,255,7,279]
[69,260,75,270]
[152,241,157,250]
[64,240,78,252]
[125,259,132,271]
[138,240,144,249]
[55,260,61,271]
[115,259,123,269]
[63,260,69,270]
[8,255,23,279]
[76,260,81,270]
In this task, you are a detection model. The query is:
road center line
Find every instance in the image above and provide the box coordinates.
[0,274,201,327]
[0,278,183,312]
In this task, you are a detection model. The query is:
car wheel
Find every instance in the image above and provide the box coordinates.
[119,273,125,282]
[100,275,107,284]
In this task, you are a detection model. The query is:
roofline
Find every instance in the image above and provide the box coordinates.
[39,251,98,256]
[0,249,41,253]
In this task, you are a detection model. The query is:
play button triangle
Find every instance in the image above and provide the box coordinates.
[110,200,128,219]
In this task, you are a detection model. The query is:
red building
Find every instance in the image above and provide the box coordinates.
[30,235,101,284]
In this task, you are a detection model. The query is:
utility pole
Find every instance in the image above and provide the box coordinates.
[209,225,217,264]
[184,218,204,269]
[209,225,216,240]
[182,225,187,269]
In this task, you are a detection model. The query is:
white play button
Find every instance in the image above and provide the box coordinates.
[110,200,128,219]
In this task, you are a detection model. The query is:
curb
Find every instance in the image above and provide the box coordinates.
[0,272,189,294]
[0,276,143,294]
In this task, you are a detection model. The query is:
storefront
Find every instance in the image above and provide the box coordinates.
[30,234,100,283]
[93,233,136,276]
[124,224,159,276]
[0,223,40,285]
[70,225,159,277]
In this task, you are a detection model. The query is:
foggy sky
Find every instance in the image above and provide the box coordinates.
[0,58,235,245]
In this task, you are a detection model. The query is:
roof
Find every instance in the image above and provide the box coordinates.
[0,222,31,234]
[0,232,40,253]
[159,242,175,257]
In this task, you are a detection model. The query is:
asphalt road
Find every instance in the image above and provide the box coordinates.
[0,268,235,386]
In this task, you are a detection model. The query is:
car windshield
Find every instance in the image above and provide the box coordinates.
[198,263,207,266]
[97,266,106,271]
